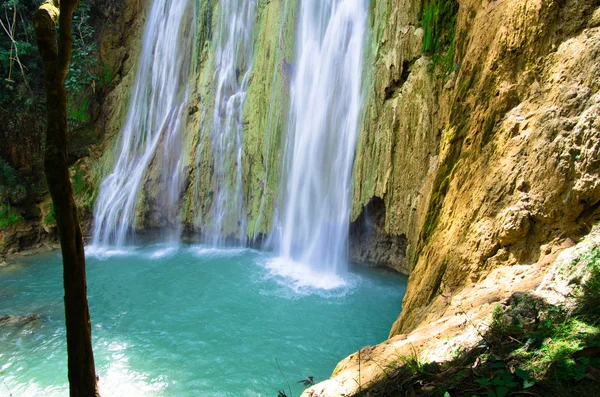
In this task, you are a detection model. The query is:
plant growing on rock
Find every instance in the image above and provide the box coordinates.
[354,248,600,397]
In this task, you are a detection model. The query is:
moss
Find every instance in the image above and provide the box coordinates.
[101,64,114,86]
[0,203,21,227]
[419,128,464,245]
[44,203,56,226]
[73,169,86,197]
[421,0,459,73]
[180,0,219,230]
[67,96,90,123]
[428,259,448,302]
[241,0,298,239]
[454,67,477,101]
[69,162,99,223]
[417,62,479,247]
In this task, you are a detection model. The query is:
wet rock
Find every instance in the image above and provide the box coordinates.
[0,314,40,326]
[350,197,409,274]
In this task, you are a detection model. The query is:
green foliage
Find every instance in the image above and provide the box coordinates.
[475,361,535,397]
[421,0,458,73]
[73,169,86,197]
[0,157,26,204]
[45,203,55,226]
[0,202,20,227]
[0,156,24,227]
[0,0,44,108]
[65,0,98,127]
[68,96,90,123]
[65,1,98,94]
[0,0,99,123]
[0,157,20,188]
[576,246,600,318]
[398,350,433,375]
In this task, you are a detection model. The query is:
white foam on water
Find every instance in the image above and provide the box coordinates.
[97,342,168,397]
[261,256,359,297]
[1,344,164,397]
[148,246,178,259]
[0,378,64,397]
[86,245,138,260]
[187,245,253,258]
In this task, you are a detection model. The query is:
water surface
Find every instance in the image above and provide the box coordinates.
[0,245,405,396]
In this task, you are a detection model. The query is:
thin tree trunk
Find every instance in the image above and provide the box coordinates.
[33,1,99,395]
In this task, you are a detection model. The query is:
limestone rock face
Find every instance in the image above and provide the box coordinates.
[496,205,531,247]
[349,197,409,273]
[350,0,439,274]
[241,0,298,240]
[393,0,600,335]
[178,0,298,241]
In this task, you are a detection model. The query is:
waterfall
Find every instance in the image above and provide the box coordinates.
[203,0,257,245]
[91,0,195,248]
[274,0,367,277]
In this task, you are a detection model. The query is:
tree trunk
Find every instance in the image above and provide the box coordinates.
[33,1,99,396]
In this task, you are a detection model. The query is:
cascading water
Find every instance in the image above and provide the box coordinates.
[203,0,256,245]
[271,0,367,286]
[91,0,195,248]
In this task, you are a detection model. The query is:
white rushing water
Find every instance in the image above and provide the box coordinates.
[273,0,367,281]
[91,0,195,248]
[203,0,257,245]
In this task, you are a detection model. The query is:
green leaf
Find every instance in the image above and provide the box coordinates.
[515,368,529,380]
[495,386,509,397]
[444,392,450,397]
[523,379,535,389]
[491,378,505,386]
